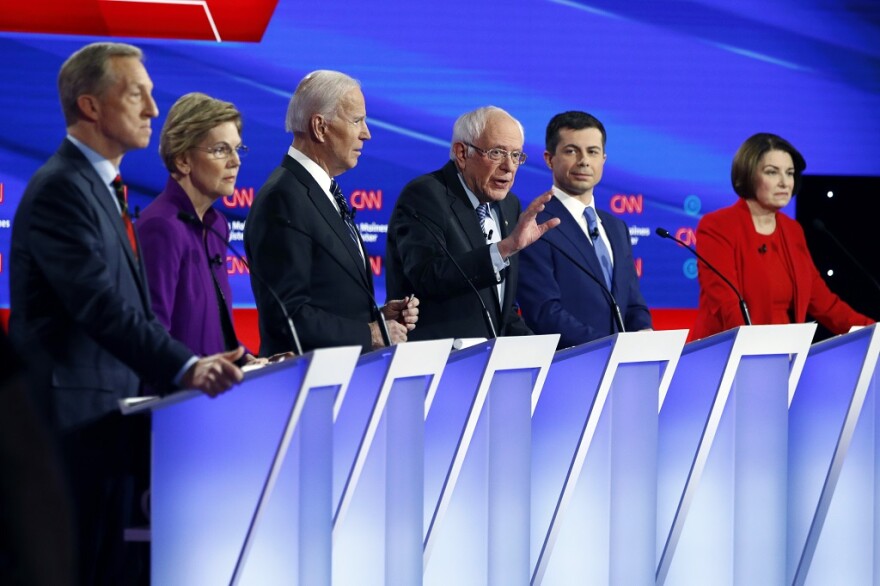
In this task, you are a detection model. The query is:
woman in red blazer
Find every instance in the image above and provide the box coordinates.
[690,133,874,341]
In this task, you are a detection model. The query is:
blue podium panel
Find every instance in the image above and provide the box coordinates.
[423,335,559,586]
[656,324,815,586]
[332,339,452,586]
[531,330,687,586]
[145,347,361,586]
[788,325,880,585]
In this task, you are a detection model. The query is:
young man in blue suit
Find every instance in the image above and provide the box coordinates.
[518,111,652,348]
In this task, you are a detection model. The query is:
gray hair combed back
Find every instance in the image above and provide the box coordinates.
[285,70,361,133]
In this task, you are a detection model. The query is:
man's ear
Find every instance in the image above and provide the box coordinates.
[76,94,100,123]
[310,114,327,143]
[452,141,469,168]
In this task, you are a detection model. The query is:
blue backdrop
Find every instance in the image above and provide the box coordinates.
[1,0,879,310]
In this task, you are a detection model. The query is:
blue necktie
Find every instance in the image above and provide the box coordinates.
[584,207,613,290]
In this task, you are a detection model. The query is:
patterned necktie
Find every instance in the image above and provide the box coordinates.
[330,179,362,257]
[476,203,491,240]
[584,207,613,290]
[111,174,138,258]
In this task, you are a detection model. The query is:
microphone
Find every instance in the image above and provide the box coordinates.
[273,215,392,347]
[589,227,599,240]
[209,253,224,267]
[812,219,880,297]
[539,230,625,334]
[656,227,751,326]
[485,229,493,241]
[177,211,303,355]
[398,205,497,339]
[758,244,767,255]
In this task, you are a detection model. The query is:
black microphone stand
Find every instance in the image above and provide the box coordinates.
[177,211,304,355]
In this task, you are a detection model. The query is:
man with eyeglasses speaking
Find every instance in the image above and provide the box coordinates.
[386,106,559,341]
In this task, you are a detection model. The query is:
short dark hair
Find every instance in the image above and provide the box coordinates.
[58,42,143,127]
[545,111,607,154]
[731,133,807,199]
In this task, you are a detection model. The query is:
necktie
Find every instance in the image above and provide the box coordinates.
[476,203,491,240]
[330,179,362,256]
[584,207,613,290]
[111,174,138,258]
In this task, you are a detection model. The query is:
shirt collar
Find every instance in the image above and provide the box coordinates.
[66,134,119,187]
[288,145,332,193]
[553,186,599,223]
[457,172,486,211]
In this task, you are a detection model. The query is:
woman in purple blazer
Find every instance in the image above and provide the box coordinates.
[136,92,248,357]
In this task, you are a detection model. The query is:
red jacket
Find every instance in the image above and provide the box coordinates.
[689,198,873,341]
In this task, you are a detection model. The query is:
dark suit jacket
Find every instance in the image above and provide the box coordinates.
[244,155,376,355]
[690,198,873,341]
[517,195,652,348]
[385,160,532,340]
[8,139,193,432]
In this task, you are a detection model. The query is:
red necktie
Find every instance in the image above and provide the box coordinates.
[111,174,138,258]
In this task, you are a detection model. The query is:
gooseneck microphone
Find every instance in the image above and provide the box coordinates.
[177,211,303,355]
[540,230,625,333]
[656,227,752,326]
[398,205,498,339]
[272,215,392,347]
[812,219,880,297]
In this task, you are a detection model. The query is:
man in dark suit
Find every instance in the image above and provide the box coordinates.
[8,42,244,585]
[518,111,652,348]
[385,106,559,341]
[245,70,418,355]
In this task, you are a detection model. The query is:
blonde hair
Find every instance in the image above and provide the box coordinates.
[159,92,242,174]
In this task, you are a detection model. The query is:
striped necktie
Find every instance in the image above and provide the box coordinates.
[111,174,138,258]
[330,179,364,259]
[476,203,491,240]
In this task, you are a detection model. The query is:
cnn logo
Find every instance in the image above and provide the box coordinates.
[675,227,697,247]
[350,189,382,211]
[223,187,254,208]
[609,193,643,214]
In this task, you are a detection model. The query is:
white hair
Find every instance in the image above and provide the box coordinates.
[285,70,361,133]
[449,106,524,159]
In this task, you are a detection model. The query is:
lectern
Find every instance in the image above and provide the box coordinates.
[530,330,687,585]
[128,346,361,586]
[788,324,880,585]
[656,324,814,586]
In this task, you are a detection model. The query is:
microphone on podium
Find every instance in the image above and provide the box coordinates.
[397,205,497,339]
[539,227,625,334]
[273,215,392,347]
[177,211,304,356]
[655,227,752,326]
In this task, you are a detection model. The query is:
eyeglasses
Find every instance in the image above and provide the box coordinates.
[465,142,527,166]
[192,143,248,160]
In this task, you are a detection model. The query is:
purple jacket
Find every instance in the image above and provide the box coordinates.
[136,177,235,356]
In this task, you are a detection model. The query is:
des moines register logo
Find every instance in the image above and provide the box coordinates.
[0,0,279,42]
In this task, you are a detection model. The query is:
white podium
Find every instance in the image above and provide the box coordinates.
[530,330,687,586]
[138,347,361,586]
[788,324,880,585]
[331,339,452,586]
[656,324,814,586]
[422,334,559,586]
